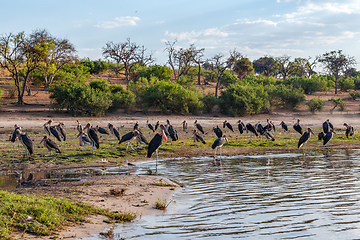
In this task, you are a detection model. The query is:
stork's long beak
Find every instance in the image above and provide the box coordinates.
[40,138,45,144]
[225,137,229,144]
[310,129,315,135]
[76,132,82,138]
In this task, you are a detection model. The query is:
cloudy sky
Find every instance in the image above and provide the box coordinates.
[2,0,360,69]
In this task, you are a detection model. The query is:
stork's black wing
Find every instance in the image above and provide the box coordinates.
[50,126,62,142]
[21,133,33,155]
[147,133,163,158]
[89,128,99,149]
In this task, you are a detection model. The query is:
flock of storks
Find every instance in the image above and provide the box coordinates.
[9,118,355,165]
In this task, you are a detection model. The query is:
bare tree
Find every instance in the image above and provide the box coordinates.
[102,38,153,85]
[276,55,295,80]
[164,40,177,80]
[207,53,232,98]
[29,29,77,90]
[319,50,356,94]
[189,44,205,85]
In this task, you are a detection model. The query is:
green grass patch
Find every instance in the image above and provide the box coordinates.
[0,191,135,239]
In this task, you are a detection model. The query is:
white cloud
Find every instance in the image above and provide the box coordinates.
[164,28,229,44]
[237,18,279,27]
[95,16,140,29]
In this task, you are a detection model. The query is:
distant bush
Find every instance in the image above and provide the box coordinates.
[136,65,172,82]
[220,70,239,88]
[350,91,360,100]
[338,78,355,92]
[283,76,333,94]
[306,98,325,113]
[268,85,305,110]
[49,79,135,116]
[136,79,202,114]
[218,83,269,116]
[201,94,218,113]
[329,97,346,111]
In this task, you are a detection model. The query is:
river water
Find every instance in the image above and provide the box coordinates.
[81,148,360,239]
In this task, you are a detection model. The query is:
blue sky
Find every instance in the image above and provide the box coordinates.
[2,0,360,69]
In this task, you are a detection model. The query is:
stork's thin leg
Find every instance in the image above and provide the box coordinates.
[130,142,136,151]
[302,144,305,155]
[214,148,217,159]
[156,149,158,174]
[220,147,222,159]
[250,133,252,142]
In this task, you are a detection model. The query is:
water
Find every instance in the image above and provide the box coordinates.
[86,149,360,239]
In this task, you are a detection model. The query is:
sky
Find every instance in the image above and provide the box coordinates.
[2,0,360,69]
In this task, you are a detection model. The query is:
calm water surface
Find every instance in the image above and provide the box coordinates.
[86,149,360,239]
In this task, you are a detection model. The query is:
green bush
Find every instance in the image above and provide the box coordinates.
[306,98,325,113]
[49,79,135,116]
[136,65,172,81]
[137,79,202,114]
[350,91,360,100]
[268,85,305,109]
[338,78,355,92]
[283,76,333,94]
[201,94,218,113]
[329,97,346,111]
[218,83,269,116]
[220,70,239,88]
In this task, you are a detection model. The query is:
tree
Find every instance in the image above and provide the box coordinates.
[102,38,153,85]
[0,32,44,104]
[253,56,278,77]
[29,29,76,90]
[189,44,205,85]
[276,55,295,80]
[319,50,356,94]
[233,58,254,78]
[207,54,231,98]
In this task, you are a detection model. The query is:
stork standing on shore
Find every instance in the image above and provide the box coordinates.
[323,129,335,147]
[108,123,120,142]
[237,120,246,134]
[322,119,334,134]
[147,125,167,173]
[223,120,234,136]
[146,120,155,134]
[212,135,229,159]
[298,128,314,154]
[213,125,223,138]
[44,120,61,142]
[194,120,204,134]
[119,130,139,151]
[10,124,21,147]
[193,129,206,146]
[182,120,188,133]
[96,125,109,135]
[16,128,33,159]
[280,121,288,132]
[344,123,354,139]
[246,123,258,142]
[77,130,92,148]
[293,119,303,135]
[40,135,61,156]
[84,123,99,154]
[56,123,66,141]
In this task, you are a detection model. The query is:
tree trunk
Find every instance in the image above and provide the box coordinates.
[197,63,201,85]
[215,77,220,98]
[335,79,338,94]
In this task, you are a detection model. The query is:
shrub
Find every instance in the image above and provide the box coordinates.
[136,65,172,81]
[268,85,305,109]
[350,91,360,100]
[306,98,325,113]
[137,79,202,114]
[218,83,269,116]
[201,94,218,113]
[338,78,355,92]
[329,97,346,111]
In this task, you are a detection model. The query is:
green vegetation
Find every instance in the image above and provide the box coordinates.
[349,91,360,100]
[306,98,325,113]
[154,198,174,210]
[329,97,346,111]
[0,191,135,239]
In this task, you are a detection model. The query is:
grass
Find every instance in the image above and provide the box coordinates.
[0,191,135,239]
[1,127,360,168]
[154,198,174,210]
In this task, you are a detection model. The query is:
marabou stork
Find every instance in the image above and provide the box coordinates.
[154,121,160,131]
[40,135,61,156]
[344,123,354,139]
[212,135,229,159]
[318,132,325,140]
[56,123,66,141]
[298,128,314,154]
[168,125,178,145]
[136,131,149,146]
[44,120,62,142]
[119,130,139,151]
[223,120,234,132]
[10,124,21,147]
[237,120,246,134]
[108,123,120,141]
[133,121,139,131]
[147,125,167,173]
[146,120,155,134]
[293,119,302,135]
[182,120,188,133]
[16,129,33,159]
[280,121,288,132]
[264,119,275,132]
[264,129,275,142]
[193,130,206,146]
[323,130,335,147]
[84,123,99,154]
[96,125,109,135]
[322,119,334,134]
[76,120,83,133]
[213,125,223,138]
[246,123,258,142]
[77,131,92,148]
[255,122,265,136]
[194,120,204,134]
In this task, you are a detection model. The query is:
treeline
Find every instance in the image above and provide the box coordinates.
[0,30,359,116]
